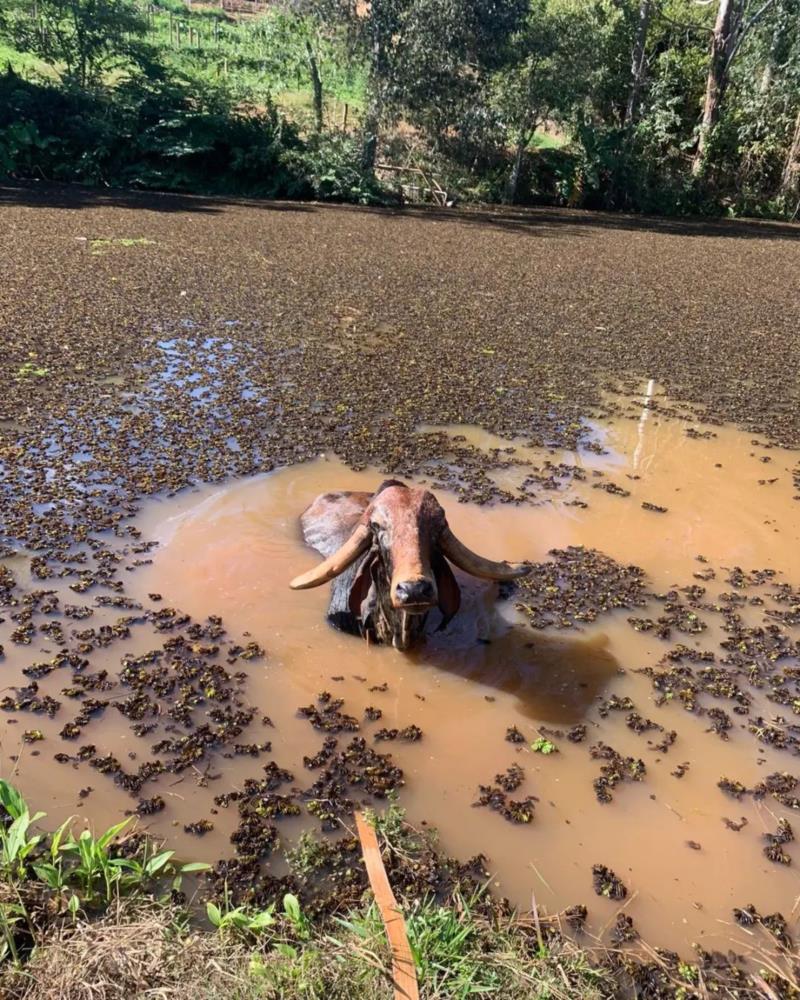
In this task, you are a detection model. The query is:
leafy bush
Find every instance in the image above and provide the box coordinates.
[0,68,314,197]
[301,130,387,204]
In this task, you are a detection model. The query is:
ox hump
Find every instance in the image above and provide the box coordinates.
[300,490,371,557]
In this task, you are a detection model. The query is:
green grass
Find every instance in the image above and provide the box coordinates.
[3,893,612,1000]
[142,5,366,122]
[529,130,566,151]
[1,4,366,130]
[0,40,58,79]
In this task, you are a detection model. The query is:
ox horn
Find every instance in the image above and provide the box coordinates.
[439,526,532,581]
[290,523,371,590]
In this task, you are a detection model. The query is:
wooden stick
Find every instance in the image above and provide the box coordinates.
[354,811,420,1000]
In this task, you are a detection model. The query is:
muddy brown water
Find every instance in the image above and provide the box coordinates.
[4,391,800,958]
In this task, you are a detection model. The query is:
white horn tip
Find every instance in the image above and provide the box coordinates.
[289,572,322,590]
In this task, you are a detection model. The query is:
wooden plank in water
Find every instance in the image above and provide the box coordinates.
[354,811,420,1000]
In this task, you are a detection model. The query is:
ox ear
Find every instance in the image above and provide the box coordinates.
[348,552,377,618]
[433,551,461,630]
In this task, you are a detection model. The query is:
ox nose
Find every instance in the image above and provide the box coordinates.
[394,578,436,607]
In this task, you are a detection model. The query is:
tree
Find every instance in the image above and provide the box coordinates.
[626,0,654,123]
[693,0,743,173]
[305,38,324,131]
[311,0,526,171]
[691,0,788,176]
[280,2,335,133]
[491,0,564,203]
[490,0,621,204]
[6,0,149,88]
[780,109,800,206]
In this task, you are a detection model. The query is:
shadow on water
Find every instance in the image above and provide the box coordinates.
[387,575,621,724]
[2,182,797,242]
[0,182,316,216]
[381,203,800,243]
[409,622,619,725]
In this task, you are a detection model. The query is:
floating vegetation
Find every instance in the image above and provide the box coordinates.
[2,190,800,974]
[590,743,646,804]
[89,237,156,255]
[473,782,537,824]
[763,818,794,865]
[592,864,627,900]
[516,548,648,629]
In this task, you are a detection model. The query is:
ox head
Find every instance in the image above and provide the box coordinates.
[289,481,531,650]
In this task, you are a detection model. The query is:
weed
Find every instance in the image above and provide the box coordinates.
[0,897,28,967]
[0,781,45,880]
[206,897,276,937]
[14,362,49,379]
[0,781,209,908]
[282,893,312,941]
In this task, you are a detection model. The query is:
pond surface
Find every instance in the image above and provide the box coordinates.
[4,389,800,959]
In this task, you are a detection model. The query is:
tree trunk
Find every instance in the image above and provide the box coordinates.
[504,138,527,205]
[626,0,652,124]
[360,33,384,173]
[360,99,379,172]
[305,40,323,132]
[693,0,742,176]
[780,109,800,203]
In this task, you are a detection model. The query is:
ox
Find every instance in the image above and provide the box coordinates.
[289,480,531,650]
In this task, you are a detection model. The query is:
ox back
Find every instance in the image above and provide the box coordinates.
[299,490,372,636]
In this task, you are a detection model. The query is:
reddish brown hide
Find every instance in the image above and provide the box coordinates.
[290,481,531,651]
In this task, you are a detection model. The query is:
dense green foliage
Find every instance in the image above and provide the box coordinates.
[0,71,315,196]
[1,0,799,216]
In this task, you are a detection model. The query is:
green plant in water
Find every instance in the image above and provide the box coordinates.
[15,361,49,378]
[57,821,209,905]
[531,737,557,754]
[1,781,208,908]
[58,820,134,904]
[90,237,155,254]
[31,815,77,894]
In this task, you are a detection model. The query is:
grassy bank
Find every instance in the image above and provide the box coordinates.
[4,779,800,999]
[0,780,611,1000]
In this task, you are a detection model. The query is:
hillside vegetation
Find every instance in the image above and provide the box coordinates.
[0,0,798,216]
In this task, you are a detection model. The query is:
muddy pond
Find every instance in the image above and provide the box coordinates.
[3,386,800,960]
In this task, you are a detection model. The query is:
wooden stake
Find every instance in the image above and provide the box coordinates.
[355,812,419,1000]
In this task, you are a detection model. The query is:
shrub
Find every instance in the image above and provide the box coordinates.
[0,69,312,197]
